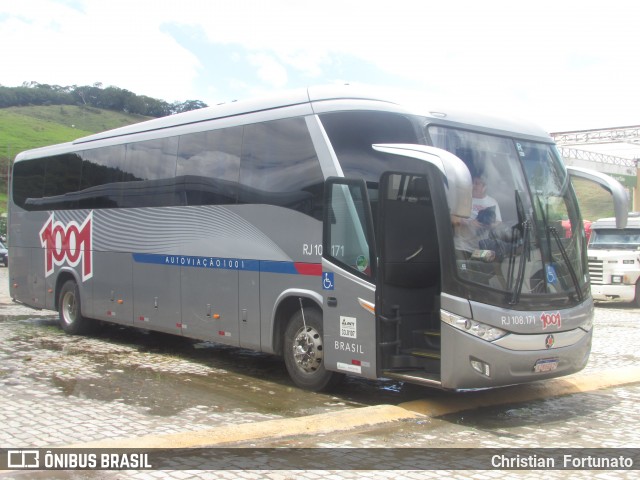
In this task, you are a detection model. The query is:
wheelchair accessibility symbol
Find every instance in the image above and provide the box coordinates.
[323,272,335,290]
[546,265,558,284]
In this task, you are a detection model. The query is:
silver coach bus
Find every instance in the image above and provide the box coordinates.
[9,86,627,391]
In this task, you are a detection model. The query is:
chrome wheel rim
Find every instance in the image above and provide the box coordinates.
[61,291,77,325]
[292,325,323,374]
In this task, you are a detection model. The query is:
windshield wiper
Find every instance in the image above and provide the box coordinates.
[533,195,584,302]
[509,219,531,305]
[549,225,583,302]
[507,190,530,305]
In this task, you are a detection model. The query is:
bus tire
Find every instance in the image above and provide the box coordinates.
[283,307,344,392]
[58,280,91,335]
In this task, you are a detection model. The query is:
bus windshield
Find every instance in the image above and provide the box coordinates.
[429,126,587,304]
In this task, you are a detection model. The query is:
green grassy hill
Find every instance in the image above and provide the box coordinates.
[0,105,149,218]
[0,105,149,158]
[572,177,626,222]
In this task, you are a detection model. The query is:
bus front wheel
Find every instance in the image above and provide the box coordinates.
[283,307,343,392]
[58,280,91,335]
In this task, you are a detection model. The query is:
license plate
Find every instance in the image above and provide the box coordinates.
[533,358,559,373]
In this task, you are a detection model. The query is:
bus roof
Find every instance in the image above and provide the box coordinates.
[14,84,553,161]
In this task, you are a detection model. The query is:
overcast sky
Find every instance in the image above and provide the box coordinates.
[1,0,639,136]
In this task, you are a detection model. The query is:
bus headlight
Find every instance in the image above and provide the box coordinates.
[441,310,508,342]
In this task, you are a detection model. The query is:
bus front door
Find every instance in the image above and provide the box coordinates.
[375,172,442,382]
[321,178,378,379]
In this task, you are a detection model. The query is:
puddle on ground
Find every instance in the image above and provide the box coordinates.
[2,316,428,419]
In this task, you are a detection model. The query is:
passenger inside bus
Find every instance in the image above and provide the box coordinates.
[453,174,502,257]
[470,174,501,223]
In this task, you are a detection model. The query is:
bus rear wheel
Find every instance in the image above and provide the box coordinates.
[58,280,91,335]
[283,307,343,392]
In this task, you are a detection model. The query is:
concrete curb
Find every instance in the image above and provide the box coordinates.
[399,365,640,416]
[67,404,422,449]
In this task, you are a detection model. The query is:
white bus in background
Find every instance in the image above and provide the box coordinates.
[588,213,640,306]
[8,85,628,391]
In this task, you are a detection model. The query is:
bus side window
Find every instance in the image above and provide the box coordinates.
[239,118,324,220]
[177,127,243,206]
[13,158,46,209]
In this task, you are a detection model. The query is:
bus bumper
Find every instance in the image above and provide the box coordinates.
[440,322,592,390]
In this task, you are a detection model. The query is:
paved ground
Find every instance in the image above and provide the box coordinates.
[0,265,639,479]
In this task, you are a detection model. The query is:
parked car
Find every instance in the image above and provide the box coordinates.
[0,241,7,267]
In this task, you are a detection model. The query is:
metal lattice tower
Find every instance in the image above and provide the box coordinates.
[551,125,640,209]
[556,146,637,169]
[551,126,640,169]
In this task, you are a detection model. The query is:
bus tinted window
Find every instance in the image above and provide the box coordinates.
[12,157,46,209]
[43,153,83,199]
[119,137,180,208]
[320,111,421,181]
[13,119,322,213]
[125,137,178,181]
[177,127,242,206]
[15,154,83,211]
[80,145,129,189]
[77,145,128,209]
[240,118,323,220]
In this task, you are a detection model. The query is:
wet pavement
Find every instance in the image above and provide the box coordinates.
[0,265,639,479]
[0,314,432,424]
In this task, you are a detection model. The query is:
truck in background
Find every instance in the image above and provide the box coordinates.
[588,213,640,306]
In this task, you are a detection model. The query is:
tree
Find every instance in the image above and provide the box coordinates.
[0,82,207,118]
[172,100,208,114]
[124,95,146,115]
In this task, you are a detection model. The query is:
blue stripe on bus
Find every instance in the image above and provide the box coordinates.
[131,253,321,276]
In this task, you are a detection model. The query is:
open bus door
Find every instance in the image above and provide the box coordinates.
[375,171,443,384]
[369,146,472,387]
[321,178,379,379]
[321,170,452,385]
[321,145,472,386]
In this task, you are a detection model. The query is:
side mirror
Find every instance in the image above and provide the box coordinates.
[567,166,629,229]
[372,144,472,218]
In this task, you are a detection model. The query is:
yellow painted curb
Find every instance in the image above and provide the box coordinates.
[399,366,640,416]
[66,404,422,449]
